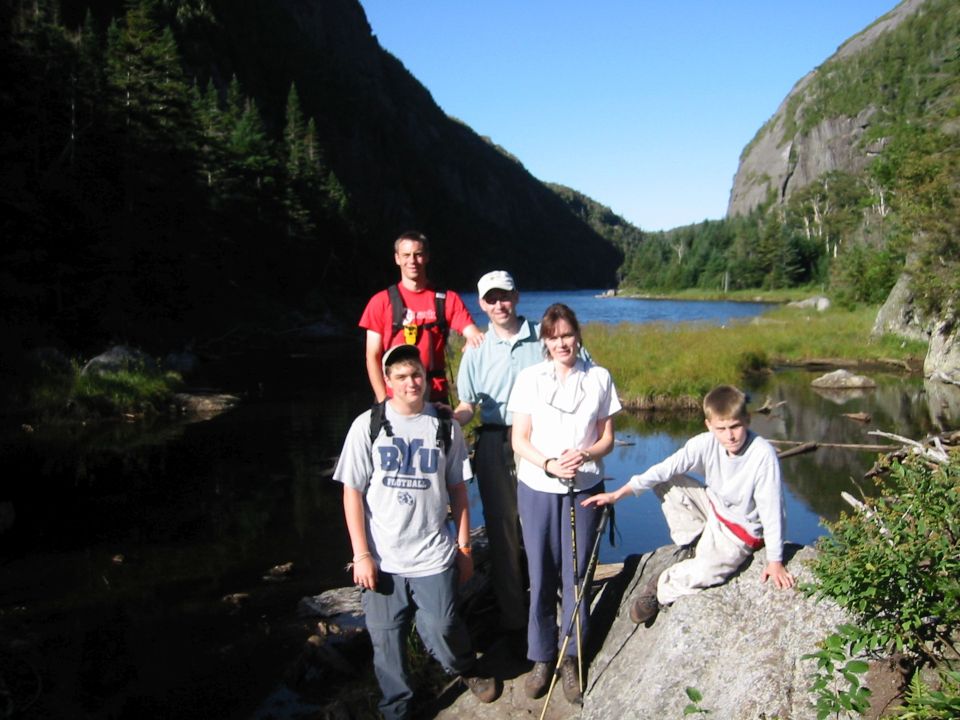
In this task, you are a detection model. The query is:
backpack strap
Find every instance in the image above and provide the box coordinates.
[370,399,451,455]
[368,400,393,445]
[387,284,405,339]
[433,291,449,339]
[435,404,452,455]
[387,285,449,340]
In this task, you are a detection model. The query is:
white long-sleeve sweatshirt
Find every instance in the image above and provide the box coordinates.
[626,430,787,562]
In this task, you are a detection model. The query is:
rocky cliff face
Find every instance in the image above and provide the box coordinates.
[727,0,927,218]
[873,269,960,382]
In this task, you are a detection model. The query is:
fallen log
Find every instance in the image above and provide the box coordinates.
[768,439,899,453]
[776,441,818,459]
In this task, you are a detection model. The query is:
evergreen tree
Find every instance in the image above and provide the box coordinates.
[284,82,305,180]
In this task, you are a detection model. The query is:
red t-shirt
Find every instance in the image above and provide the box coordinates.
[359,285,474,400]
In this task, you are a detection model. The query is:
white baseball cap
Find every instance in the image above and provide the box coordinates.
[477,270,516,299]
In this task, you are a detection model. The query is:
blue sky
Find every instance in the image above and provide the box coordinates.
[357,1,900,231]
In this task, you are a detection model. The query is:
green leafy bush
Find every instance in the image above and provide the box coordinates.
[803,625,873,719]
[897,670,960,719]
[805,453,960,716]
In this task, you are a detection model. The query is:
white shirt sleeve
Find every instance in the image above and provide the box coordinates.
[627,433,708,495]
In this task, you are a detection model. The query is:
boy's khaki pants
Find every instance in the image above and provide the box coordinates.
[653,475,754,606]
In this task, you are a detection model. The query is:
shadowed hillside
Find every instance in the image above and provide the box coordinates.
[0,0,621,363]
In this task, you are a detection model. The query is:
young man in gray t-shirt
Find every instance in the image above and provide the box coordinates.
[334,344,498,718]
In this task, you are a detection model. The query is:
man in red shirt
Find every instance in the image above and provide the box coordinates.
[359,231,483,404]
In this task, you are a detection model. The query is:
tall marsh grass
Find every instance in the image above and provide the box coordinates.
[583,306,925,406]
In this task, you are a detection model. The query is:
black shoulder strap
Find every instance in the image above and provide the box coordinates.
[435,404,452,454]
[389,285,448,340]
[387,284,405,338]
[434,290,448,337]
[368,400,393,445]
[370,400,449,454]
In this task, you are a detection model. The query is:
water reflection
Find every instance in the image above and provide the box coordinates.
[560,370,947,564]
[925,378,960,430]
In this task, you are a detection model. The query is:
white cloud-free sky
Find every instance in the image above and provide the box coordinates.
[357,1,899,231]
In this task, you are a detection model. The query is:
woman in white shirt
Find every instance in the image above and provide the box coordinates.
[507,303,621,704]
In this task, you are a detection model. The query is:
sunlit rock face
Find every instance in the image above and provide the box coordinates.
[583,545,847,720]
[727,0,926,219]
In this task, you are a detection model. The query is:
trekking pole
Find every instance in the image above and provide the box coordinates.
[568,484,584,695]
[538,505,611,720]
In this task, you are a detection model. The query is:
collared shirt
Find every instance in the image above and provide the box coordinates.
[507,358,622,494]
[456,317,545,426]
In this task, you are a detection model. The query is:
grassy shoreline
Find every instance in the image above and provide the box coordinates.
[587,305,925,410]
[615,286,818,304]
[450,304,927,412]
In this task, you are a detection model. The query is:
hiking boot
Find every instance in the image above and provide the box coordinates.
[462,673,499,703]
[675,539,698,562]
[524,661,552,699]
[629,592,661,624]
[560,655,582,705]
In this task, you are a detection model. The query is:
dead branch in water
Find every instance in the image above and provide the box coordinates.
[769,438,899,454]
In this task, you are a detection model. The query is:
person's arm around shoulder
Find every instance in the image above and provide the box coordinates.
[462,323,484,349]
[445,290,484,349]
[343,486,378,589]
[364,330,387,402]
[453,343,478,425]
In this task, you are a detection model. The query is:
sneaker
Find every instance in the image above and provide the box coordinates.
[462,673,499,703]
[629,593,661,624]
[524,661,552,699]
[560,656,582,705]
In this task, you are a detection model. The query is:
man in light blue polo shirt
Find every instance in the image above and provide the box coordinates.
[453,270,545,647]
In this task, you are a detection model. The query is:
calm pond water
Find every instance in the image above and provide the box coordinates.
[1,292,954,718]
[460,288,774,327]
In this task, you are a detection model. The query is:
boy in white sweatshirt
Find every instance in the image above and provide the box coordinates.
[582,385,795,623]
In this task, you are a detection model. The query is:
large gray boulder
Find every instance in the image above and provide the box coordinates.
[873,271,960,381]
[439,545,848,720]
[584,545,846,720]
[81,345,157,376]
[871,272,930,343]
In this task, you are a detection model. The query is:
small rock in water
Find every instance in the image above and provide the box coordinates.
[811,369,876,389]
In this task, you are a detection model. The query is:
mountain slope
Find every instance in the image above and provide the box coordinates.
[728,0,955,217]
[202,0,623,291]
